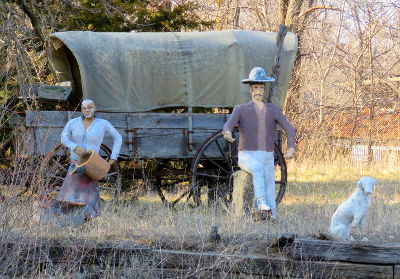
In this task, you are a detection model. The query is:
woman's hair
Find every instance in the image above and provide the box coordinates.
[81,99,95,107]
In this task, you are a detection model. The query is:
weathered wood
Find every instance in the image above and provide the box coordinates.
[231,170,254,217]
[78,266,265,279]
[22,127,221,158]
[287,238,400,265]
[127,116,134,152]
[8,113,25,126]
[22,127,127,156]
[37,84,72,101]
[394,265,400,279]
[17,111,229,158]
[23,111,227,130]
[152,249,393,278]
[1,238,394,278]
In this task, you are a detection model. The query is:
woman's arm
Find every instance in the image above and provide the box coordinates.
[61,120,79,151]
[105,121,122,160]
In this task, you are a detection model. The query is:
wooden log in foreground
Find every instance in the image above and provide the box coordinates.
[152,249,392,279]
[287,238,400,265]
[0,239,395,278]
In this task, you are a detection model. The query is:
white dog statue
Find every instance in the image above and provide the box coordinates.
[330,176,376,241]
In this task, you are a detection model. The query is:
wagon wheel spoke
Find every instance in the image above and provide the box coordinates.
[151,160,192,208]
[196,171,227,180]
[36,144,69,195]
[202,154,230,174]
[214,138,226,158]
[50,157,69,172]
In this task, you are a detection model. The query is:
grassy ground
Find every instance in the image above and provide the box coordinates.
[1,158,400,278]
[2,157,400,252]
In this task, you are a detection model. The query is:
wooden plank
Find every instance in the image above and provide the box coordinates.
[8,113,25,127]
[192,114,227,130]
[152,249,393,279]
[37,85,72,101]
[24,111,227,130]
[394,265,399,279]
[22,111,230,158]
[30,127,129,156]
[27,127,220,159]
[287,238,400,265]
[1,239,394,279]
[74,266,261,279]
[128,128,185,159]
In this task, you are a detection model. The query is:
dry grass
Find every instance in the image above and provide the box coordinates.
[2,157,400,247]
[1,157,400,277]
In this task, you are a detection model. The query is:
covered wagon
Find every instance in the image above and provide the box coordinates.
[10,29,298,206]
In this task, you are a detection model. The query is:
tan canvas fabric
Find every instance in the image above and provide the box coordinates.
[49,30,298,112]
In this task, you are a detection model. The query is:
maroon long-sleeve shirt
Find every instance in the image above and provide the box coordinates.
[223,101,296,152]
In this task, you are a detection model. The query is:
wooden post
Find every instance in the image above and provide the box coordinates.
[267,24,288,103]
[231,170,254,217]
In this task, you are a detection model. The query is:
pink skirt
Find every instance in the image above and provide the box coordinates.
[56,167,101,219]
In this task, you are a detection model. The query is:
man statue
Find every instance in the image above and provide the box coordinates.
[223,67,296,220]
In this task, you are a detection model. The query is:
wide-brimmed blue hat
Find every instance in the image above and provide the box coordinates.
[241,67,275,84]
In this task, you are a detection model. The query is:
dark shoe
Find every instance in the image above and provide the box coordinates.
[252,209,272,222]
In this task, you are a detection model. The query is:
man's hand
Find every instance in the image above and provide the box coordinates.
[284,147,296,160]
[222,131,235,143]
[108,159,115,167]
[75,146,87,157]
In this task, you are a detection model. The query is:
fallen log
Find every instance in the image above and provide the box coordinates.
[0,237,397,278]
[287,238,400,265]
[152,249,393,279]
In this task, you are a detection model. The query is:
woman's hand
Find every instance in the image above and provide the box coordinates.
[75,146,87,157]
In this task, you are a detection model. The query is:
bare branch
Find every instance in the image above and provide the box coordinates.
[298,6,341,18]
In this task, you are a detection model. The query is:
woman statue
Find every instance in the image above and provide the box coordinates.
[49,99,122,224]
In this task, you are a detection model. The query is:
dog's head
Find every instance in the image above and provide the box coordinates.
[357,176,376,195]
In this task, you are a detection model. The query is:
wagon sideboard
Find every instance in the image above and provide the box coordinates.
[16,111,233,159]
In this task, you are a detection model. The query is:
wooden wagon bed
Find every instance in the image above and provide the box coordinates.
[16,111,229,159]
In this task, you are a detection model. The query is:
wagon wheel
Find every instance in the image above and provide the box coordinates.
[191,129,287,207]
[37,144,121,202]
[147,160,192,208]
[36,144,70,195]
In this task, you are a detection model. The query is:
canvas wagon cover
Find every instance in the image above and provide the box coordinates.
[49,30,298,112]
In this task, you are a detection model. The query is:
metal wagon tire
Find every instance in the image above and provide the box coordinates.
[191,129,287,207]
[36,144,122,202]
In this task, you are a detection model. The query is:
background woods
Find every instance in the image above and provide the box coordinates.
[0,0,399,161]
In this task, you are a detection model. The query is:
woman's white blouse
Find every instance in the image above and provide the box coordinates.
[61,117,122,160]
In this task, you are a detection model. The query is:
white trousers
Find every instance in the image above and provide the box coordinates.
[238,150,276,217]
